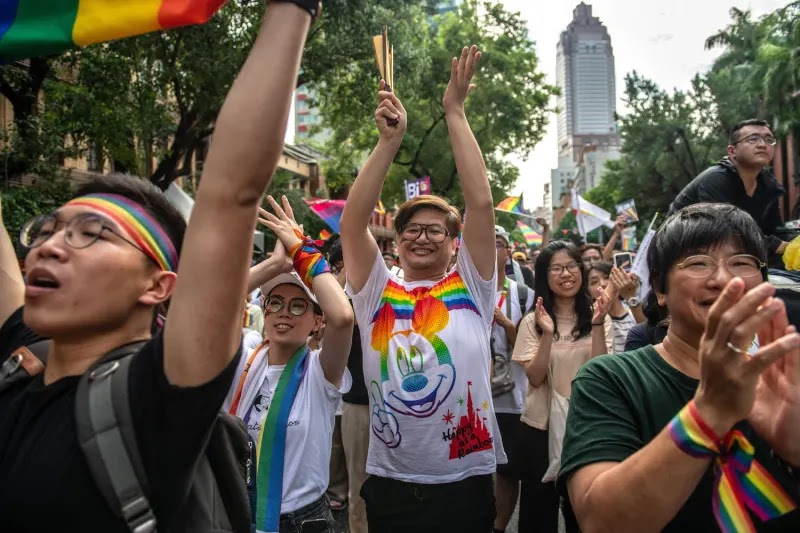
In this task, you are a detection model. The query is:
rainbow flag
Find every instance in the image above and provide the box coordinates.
[305,198,384,233]
[0,0,227,61]
[516,220,542,247]
[319,229,332,241]
[496,195,524,215]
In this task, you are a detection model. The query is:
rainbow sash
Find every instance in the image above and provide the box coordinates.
[255,345,309,532]
[668,401,796,532]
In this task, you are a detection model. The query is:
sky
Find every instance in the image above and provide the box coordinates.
[500,0,787,209]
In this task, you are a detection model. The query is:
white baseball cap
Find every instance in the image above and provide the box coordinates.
[260,272,318,304]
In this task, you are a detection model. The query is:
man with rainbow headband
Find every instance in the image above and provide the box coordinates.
[225,196,354,533]
[0,1,319,530]
[340,45,506,532]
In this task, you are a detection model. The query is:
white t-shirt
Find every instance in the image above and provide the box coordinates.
[492,279,534,414]
[243,329,263,354]
[241,347,352,515]
[348,244,507,484]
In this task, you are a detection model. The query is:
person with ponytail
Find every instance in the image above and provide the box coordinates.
[226,195,354,533]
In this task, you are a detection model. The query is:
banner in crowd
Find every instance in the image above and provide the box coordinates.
[305,198,384,233]
[0,0,227,61]
[621,226,637,251]
[516,220,542,247]
[631,213,659,299]
[405,177,432,200]
[615,199,640,223]
[571,189,615,238]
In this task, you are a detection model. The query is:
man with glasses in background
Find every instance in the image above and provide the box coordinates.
[670,119,789,258]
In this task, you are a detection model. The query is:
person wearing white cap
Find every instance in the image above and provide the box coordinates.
[226,196,354,533]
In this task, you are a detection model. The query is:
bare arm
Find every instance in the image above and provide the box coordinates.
[630,304,646,324]
[445,46,495,281]
[339,83,406,294]
[567,431,709,533]
[537,217,551,249]
[602,216,626,261]
[0,201,24,326]
[164,4,312,387]
[311,271,354,387]
[525,331,553,387]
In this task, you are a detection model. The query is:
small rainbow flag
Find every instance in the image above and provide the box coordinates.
[0,0,227,61]
[516,220,542,247]
[305,198,385,233]
[496,195,524,215]
[319,229,332,241]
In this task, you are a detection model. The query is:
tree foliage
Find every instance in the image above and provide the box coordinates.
[314,0,557,209]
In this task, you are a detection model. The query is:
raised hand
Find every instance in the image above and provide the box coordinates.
[535,297,555,335]
[258,195,304,252]
[610,266,638,300]
[443,45,481,114]
[749,300,800,465]
[592,286,611,324]
[613,214,626,234]
[694,279,800,437]
[375,80,407,142]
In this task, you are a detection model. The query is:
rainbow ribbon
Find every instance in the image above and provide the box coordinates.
[668,401,796,532]
[67,193,178,272]
[289,229,330,290]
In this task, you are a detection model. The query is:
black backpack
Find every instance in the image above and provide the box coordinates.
[0,341,255,533]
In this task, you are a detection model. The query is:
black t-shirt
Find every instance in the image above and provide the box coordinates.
[0,309,241,531]
[0,307,47,359]
[342,321,368,405]
[558,346,800,532]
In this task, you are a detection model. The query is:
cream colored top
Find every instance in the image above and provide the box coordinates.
[512,312,612,429]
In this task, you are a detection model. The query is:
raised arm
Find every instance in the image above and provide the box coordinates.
[537,217,551,249]
[444,46,494,280]
[261,196,354,387]
[339,82,407,293]
[602,215,625,261]
[164,3,314,387]
[0,200,24,326]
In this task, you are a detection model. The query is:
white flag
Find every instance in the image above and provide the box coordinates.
[571,189,615,238]
[631,228,655,299]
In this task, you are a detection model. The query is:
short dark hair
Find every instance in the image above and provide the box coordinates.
[588,261,613,277]
[72,174,186,258]
[730,119,771,144]
[647,203,767,295]
[394,195,462,238]
[328,238,343,265]
[580,244,603,255]
[532,241,593,340]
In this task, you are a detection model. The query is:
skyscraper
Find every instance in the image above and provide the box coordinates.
[550,3,619,204]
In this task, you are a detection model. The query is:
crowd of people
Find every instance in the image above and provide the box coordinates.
[0,2,798,533]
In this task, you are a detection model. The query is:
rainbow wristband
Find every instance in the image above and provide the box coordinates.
[290,229,330,290]
[668,400,796,533]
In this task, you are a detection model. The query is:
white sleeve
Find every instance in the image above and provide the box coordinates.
[346,252,392,330]
[308,350,352,402]
[456,241,497,326]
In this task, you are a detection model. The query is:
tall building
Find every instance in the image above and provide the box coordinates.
[435,0,462,15]
[550,3,619,204]
[294,86,331,144]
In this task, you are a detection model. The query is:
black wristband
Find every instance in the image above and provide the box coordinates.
[591,322,604,326]
[270,0,319,19]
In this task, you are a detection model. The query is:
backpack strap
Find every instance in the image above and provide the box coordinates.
[75,342,157,533]
[0,339,50,392]
[517,284,530,315]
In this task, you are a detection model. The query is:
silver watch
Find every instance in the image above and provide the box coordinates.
[626,297,641,308]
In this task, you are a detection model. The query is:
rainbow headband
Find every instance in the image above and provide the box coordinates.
[66,193,178,272]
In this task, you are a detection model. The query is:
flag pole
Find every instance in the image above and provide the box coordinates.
[494,208,538,221]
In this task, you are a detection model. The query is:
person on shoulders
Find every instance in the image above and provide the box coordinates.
[670,119,787,257]
[0,3,316,530]
[228,197,353,533]
[339,45,505,532]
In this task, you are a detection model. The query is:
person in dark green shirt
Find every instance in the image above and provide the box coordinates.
[558,204,800,532]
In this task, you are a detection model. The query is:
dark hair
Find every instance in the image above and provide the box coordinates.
[72,174,186,258]
[533,241,593,340]
[580,244,603,255]
[588,261,613,277]
[394,195,462,238]
[647,203,768,295]
[730,119,771,144]
[328,238,343,265]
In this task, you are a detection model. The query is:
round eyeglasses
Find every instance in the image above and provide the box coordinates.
[675,254,765,278]
[264,296,311,316]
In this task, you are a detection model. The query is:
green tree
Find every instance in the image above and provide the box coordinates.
[315,0,557,209]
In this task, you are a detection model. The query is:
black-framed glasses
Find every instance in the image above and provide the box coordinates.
[20,213,154,265]
[264,296,311,316]
[400,223,450,243]
[549,262,582,276]
[734,134,777,146]
[676,254,765,278]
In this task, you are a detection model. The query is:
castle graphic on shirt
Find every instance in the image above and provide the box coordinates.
[441,381,494,459]
[368,270,492,456]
